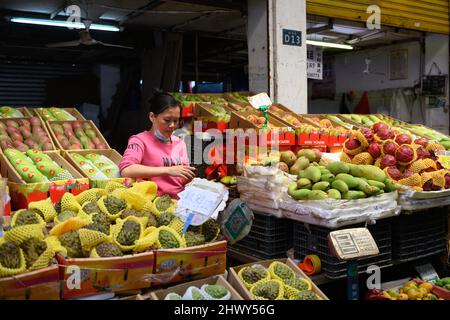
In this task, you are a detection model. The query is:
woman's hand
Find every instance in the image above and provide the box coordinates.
[167,165,196,181]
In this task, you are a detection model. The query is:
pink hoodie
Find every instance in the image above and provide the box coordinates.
[119,131,190,199]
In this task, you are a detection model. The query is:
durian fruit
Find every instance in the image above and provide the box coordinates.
[12,209,44,227]
[0,241,22,269]
[184,231,206,247]
[269,261,295,281]
[201,219,221,242]
[191,288,206,300]
[157,211,176,227]
[120,209,145,219]
[58,230,84,258]
[94,242,123,258]
[250,279,284,300]
[75,188,107,205]
[145,213,158,228]
[290,290,321,300]
[20,238,47,269]
[82,201,101,215]
[238,265,269,289]
[54,200,62,214]
[156,226,186,249]
[92,211,110,227]
[28,199,57,223]
[284,277,312,291]
[153,195,176,214]
[164,293,182,300]
[116,220,141,246]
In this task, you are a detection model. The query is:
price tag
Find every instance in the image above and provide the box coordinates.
[415,263,439,283]
[248,93,272,109]
[177,186,222,217]
[328,228,379,261]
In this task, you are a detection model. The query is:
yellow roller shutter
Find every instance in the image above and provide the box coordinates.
[307,0,449,34]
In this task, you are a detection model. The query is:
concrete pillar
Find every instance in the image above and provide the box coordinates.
[247,0,307,113]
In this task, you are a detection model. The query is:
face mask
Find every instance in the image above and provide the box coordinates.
[154,129,171,143]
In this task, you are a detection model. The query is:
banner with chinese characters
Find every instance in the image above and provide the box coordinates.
[307,45,323,80]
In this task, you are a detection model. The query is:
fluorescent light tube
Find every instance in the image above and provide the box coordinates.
[306,40,353,50]
[10,17,120,32]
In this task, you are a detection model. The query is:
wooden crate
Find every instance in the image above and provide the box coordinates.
[63,149,134,188]
[0,117,57,152]
[32,107,86,121]
[0,107,33,118]
[0,151,89,209]
[47,120,110,151]
[228,258,329,300]
[148,275,243,300]
[0,265,60,300]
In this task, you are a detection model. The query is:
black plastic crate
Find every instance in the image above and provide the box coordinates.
[293,218,393,279]
[393,209,448,262]
[251,211,291,231]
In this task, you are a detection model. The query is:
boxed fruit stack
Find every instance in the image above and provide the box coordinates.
[340,121,450,208]
[34,107,85,121]
[24,180,226,298]
[64,149,132,188]
[368,278,449,300]
[0,106,32,118]
[48,120,109,150]
[0,149,89,209]
[278,149,400,228]
[193,103,231,132]
[0,117,55,152]
[228,258,328,300]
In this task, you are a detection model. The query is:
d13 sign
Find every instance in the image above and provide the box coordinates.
[282,29,302,47]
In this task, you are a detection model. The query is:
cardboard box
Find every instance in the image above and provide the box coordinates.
[32,107,86,121]
[148,275,244,300]
[152,240,227,286]
[0,116,57,152]
[0,152,89,209]
[193,103,231,133]
[0,265,60,300]
[63,149,134,189]
[229,111,295,146]
[57,251,155,299]
[0,107,33,118]
[47,120,110,151]
[228,258,329,300]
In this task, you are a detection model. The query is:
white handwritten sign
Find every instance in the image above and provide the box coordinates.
[248,93,272,109]
[307,45,323,80]
[177,186,222,217]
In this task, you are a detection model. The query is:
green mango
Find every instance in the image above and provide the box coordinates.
[384,179,400,192]
[288,183,311,200]
[320,168,331,175]
[296,149,316,162]
[359,165,387,182]
[331,180,349,193]
[368,180,386,189]
[297,178,312,189]
[326,162,350,175]
[342,191,367,200]
[26,149,52,163]
[312,181,330,191]
[335,173,359,189]
[321,173,335,183]
[308,190,328,200]
[35,161,63,179]
[327,189,342,200]
[290,157,310,175]
[298,171,307,179]
[304,166,322,183]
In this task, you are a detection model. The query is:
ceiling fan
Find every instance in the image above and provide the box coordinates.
[45,20,134,49]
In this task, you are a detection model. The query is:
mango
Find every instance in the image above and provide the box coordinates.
[368,180,385,189]
[332,180,349,193]
[321,173,335,183]
[319,168,331,175]
[298,171,307,179]
[280,151,297,167]
[384,179,400,192]
[297,178,312,189]
[296,149,316,162]
[342,191,367,200]
[327,189,341,199]
[290,157,310,175]
[288,183,311,200]
[308,190,328,200]
[304,166,322,183]
[312,181,330,191]
[326,162,350,175]
[349,165,363,177]
[335,173,359,189]
[359,165,387,182]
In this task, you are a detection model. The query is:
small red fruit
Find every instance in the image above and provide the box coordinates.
[394,134,412,145]
[380,155,397,169]
[372,122,389,133]
[414,138,428,148]
[383,141,399,156]
[345,139,361,150]
[368,143,382,159]
[386,166,403,180]
[395,145,415,163]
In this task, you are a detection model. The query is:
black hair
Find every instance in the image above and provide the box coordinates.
[148,89,179,116]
